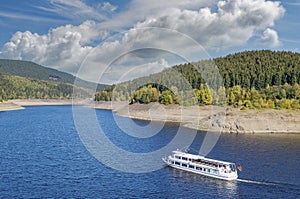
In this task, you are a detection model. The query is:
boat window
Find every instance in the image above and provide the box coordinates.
[182,157,187,161]
[230,164,236,171]
[182,163,187,167]
[196,167,201,170]
[175,161,180,165]
[203,168,206,172]
[189,165,195,169]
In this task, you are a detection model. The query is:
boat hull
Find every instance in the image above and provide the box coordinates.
[163,157,238,181]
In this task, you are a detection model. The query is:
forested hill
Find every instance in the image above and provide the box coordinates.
[214,50,299,89]
[0,59,105,90]
[0,73,92,101]
[173,50,300,90]
[0,59,80,84]
[95,50,300,109]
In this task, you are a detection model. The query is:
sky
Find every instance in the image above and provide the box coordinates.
[0,0,299,83]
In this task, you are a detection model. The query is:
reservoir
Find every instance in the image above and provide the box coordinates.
[0,106,299,198]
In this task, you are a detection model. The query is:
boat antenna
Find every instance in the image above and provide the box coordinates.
[184,147,189,153]
[181,146,189,153]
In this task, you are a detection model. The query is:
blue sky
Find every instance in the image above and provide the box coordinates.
[0,0,299,82]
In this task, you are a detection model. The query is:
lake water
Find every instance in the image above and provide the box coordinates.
[0,106,299,198]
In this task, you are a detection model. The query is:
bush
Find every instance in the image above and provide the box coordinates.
[240,106,247,111]
[244,100,253,108]
[160,90,173,105]
[280,99,291,109]
[253,101,261,109]
[259,98,268,108]
[266,99,275,109]
[291,99,300,109]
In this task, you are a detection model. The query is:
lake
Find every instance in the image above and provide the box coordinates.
[0,106,299,198]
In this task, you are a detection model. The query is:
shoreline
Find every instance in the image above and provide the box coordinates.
[0,99,88,112]
[9,99,77,106]
[1,99,299,134]
[90,101,300,134]
[0,101,24,112]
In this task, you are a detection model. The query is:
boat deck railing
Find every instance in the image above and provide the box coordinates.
[191,158,218,166]
[171,155,232,170]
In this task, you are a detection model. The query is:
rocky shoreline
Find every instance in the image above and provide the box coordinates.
[91,101,300,134]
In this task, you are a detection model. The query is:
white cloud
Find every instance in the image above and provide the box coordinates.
[76,27,215,83]
[36,0,115,22]
[1,20,107,73]
[0,0,286,83]
[260,28,281,47]
[101,58,170,84]
[98,0,213,30]
[99,2,117,13]
[81,0,285,83]
[132,0,285,49]
[0,11,64,22]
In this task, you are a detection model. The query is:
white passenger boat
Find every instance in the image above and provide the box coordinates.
[162,150,240,181]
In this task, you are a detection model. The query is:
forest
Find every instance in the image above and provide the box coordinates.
[0,73,91,101]
[95,50,300,109]
[0,59,106,91]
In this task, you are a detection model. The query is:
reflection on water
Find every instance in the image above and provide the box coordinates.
[167,167,238,198]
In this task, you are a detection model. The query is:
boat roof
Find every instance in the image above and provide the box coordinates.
[172,150,235,165]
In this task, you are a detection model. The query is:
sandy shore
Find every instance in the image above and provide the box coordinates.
[0,99,88,112]
[91,101,300,134]
[0,101,24,112]
[9,99,78,106]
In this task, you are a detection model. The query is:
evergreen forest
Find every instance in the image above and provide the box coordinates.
[95,50,300,109]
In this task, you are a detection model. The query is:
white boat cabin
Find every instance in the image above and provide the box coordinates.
[163,150,238,181]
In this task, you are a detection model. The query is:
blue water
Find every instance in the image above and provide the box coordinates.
[0,106,299,198]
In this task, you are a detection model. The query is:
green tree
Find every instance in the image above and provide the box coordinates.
[161,90,173,105]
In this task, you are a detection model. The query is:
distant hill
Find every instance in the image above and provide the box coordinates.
[0,59,106,91]
[0,73,92,101]
[95,50,300,109]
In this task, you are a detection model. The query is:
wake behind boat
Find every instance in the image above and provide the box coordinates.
[162,150,241,181]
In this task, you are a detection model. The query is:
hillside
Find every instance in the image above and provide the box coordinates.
[0,59,106,91]
[0,73,92,101]
[95,50,300,109]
